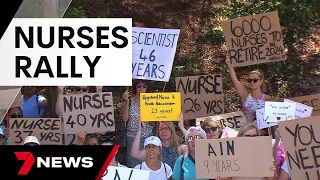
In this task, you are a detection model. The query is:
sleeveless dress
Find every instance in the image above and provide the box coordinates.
[242,93,265,121]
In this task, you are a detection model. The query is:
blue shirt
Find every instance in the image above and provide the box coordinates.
[21,95,46,118]
[172,154,208,180]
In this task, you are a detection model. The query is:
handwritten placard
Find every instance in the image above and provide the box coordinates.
[102,166,150,180]
[176,74,224,119]
[284,99,313,118]
[222,11,286,67]
[256,108,277,129]
[132,27,180,82]
[62,92,115,134]
[195,137,273,178]
[278,115,320,180]
[196,111,246,130]
[140,92,181,121]
[264,101,296,123]
[220,127,238,138]
[9,118,62,145]
[289,94,320,116]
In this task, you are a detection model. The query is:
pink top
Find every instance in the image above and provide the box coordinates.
[276,141,285,166]
[242,93,265,121]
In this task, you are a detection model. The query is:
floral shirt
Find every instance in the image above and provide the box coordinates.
[242,93,265,121]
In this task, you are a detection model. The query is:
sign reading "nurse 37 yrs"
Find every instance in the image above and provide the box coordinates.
[132,27,180,82]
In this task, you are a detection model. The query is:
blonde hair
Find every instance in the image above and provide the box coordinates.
[249,69,266,93]
[201,118,223,138]
[155,122,179,152]
[237,122,258,137]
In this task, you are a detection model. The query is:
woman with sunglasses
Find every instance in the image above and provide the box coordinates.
[172,126,209,180]
[201,118,223,139]
[0,107,24,145]
[131,118,182,170]
[226,122,276,180]
[226,56,282,122]
[100,133,127,168]
[122,80,153,168]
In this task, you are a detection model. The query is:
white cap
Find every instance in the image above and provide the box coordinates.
[0,128,3,135]
[23,136,40,145]
[144,136,162,148]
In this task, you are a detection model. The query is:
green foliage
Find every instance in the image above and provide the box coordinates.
[63,6,87,18]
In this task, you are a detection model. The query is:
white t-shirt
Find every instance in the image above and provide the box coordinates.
[118,162,126,167]
[281,160,289,174]
[134,162,172,180]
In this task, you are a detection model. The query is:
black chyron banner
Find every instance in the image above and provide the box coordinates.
[0,145,117,180]
[0,0,23,40]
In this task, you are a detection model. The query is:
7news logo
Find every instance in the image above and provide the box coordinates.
[15,152,93,175]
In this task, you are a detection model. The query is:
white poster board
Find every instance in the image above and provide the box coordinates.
[102,166,150,180]
[132,27,180,82]
[284,99,313,118]
[256,108,277,129]
[264,101,296,123]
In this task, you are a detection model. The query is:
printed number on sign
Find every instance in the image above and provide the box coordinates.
[66,114,86,128]
[230,16,271,37]
[151,108,158,114]
[62,134,76,145]
[184,98,201,113]
[139,49,156,62]
[14,130,33,143]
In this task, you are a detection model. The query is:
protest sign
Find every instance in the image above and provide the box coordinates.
[220,127,238,138]
[289,94,320,116]
[222,11,286,67]
[9,118,62,145]
[140,92,181,121]
[11,90,22,108]
[102,166,150,180]
[176,74,224,119]
[196,111,246,130]
[264,101,296,123]
[278,115,320,180]
[195,137,273,178]
[284,99,313,118]
[256,108,277,129]
[132,27,180,82]
[62,92,115,134]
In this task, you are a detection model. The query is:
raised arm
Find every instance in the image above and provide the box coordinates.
[55,86,64,117]
[121,90,130,123]
[226,54,248,103]
[178,112,187,137]
[130,117,146,163]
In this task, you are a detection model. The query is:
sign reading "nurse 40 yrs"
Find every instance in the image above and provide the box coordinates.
[132,27,180,82]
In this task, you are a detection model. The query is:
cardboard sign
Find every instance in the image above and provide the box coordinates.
[102,166,150,180]
[175,74,224,119]
[11,90,22,108]
[256,108,277,129]
[132,27,180,82]
[289,94,320,116]
[196,111,246,130]
[140,92,181,121]
[264,101,296,122]
[278,115,320,180]
[9,118,62,145]
[222,11,286,67]
[220,127,238,138]
[284,99,313,118]
[195,137,273,178]
[62,92,115,134]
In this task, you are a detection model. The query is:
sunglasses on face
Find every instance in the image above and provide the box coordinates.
[159,127,170,132]
[204,127,219,133]
[136,84,147,88]
[24,142,39,146]
[247,78,260,83]
[10,114,23,118]
[187,135,201,142]
[76,87,88,92]
[243,134,259,137]
[100,135,116,142]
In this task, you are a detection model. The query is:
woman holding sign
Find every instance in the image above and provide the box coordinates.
[122,80,153,168]
[226,55,282,122]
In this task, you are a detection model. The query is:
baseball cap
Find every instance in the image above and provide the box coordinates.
[23,136,40,145]
[144,136,162,148]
